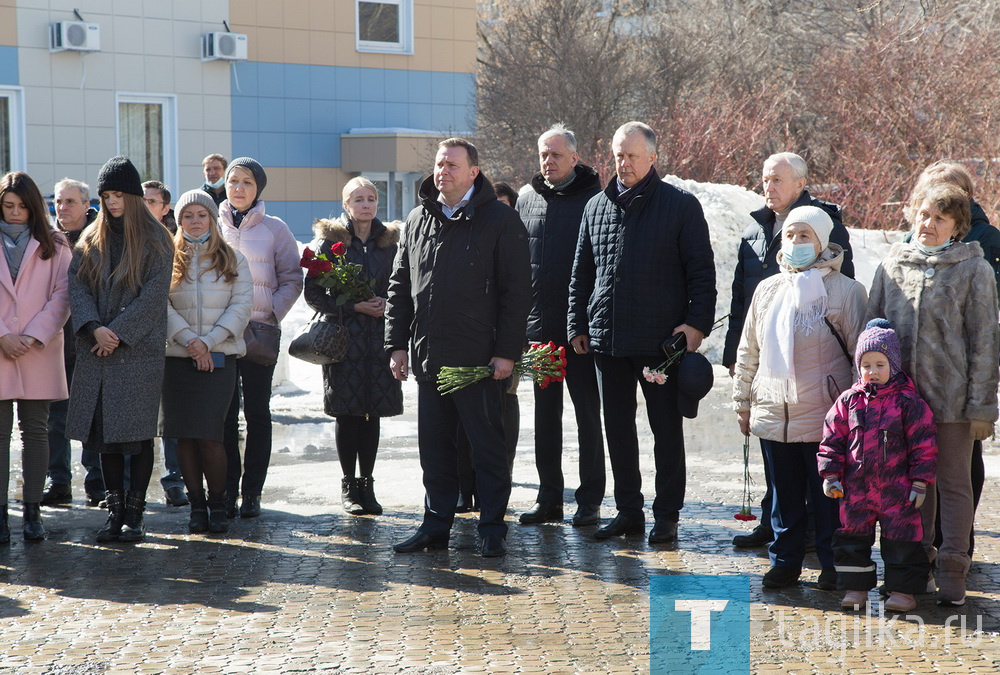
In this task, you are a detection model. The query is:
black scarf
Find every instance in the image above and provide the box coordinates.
[614,166,658,209]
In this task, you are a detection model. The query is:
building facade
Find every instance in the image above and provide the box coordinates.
[0,0,476,238]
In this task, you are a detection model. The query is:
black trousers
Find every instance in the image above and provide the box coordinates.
[593,353,684,522]
[532,347,605,506]
[457,392,518,497]
[834,532,930,594]
[224,359,276,498]
[417,379,510,539]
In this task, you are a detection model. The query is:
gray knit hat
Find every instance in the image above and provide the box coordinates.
[226,157,267,198]
[97,156,143,197]
[174,189,220,223]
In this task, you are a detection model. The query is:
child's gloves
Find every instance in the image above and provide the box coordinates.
[822,478,844,499]
[908,481,927,508]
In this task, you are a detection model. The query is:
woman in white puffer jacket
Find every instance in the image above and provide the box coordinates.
[733,205,867,591]
[161,190,252,534]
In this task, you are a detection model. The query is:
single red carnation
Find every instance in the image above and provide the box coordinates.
[331,241,348,256]
[734,513,758,521]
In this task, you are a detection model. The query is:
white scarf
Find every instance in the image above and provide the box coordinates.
[756,266,830,404]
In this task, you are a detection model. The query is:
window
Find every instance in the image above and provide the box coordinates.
[116,93,177,192]
[0,87,26,175]
[368,171,423,221]
[356,0,413,54]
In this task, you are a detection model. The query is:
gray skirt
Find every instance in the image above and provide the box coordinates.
[159,355,238,442]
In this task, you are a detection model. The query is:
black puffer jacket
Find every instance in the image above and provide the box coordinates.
[517,163,602,344]
[722,190,854,367]
[567,171,717,356]
[385,173,532,381]
[305,216,402,418]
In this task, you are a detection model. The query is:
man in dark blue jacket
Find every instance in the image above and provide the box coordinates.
[386,138,532,558]
[723,152,854,548]
[516,125,605,528]
[567,122,717,544]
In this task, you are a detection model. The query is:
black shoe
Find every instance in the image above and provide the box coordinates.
[165,486,189,507]
[0,505,8,544]
[207,492,229,533]
[594,513,645,539]
[239,494,261,519]
[455,491,478,513]
[188,491,208,533]
[817,566,837,591]
[85,490,107,507]
[40,482,72,506]
[732,523,773,548]
[341,477,364,515]
[572,503,601,527]
[762,566,800,589]
[480,534,507,558]
[648,520,678,544]
[356,476,383,515]
[225,493,238,519]
[22,503,45,541]
[96,490,125,543]
[119,492,146,542]
[393,531,449,553]
[519,502,563,525]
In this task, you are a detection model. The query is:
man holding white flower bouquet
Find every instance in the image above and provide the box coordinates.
[385,138,532,558]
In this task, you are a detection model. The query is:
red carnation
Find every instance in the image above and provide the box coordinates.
[331,241,348,256]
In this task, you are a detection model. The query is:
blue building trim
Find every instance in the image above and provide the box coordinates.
[0,47,19,85]
[266,200,342,241]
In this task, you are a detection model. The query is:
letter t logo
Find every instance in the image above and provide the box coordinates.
[674,600,729,650]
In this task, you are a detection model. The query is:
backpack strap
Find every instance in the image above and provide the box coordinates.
[824,318,852,365]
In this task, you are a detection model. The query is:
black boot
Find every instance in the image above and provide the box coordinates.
[207,492,230,533]
[357,476,383,515]
[188,490,208,533]
[22,503,45,541]
[96,490,125,543]
[225,492,238,519]
[119,492,146,542]
[0,504,9,544]
[341,477,364,515]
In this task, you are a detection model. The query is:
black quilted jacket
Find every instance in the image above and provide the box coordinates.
[517,163,602,344]
[567,171,717,356]
[304,216,403,418]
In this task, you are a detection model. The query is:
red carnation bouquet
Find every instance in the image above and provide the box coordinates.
[437,342,568,395]
[300,243,375,305]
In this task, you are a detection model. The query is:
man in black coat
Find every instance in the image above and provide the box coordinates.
[567,122,717,544]
[516,124,606,528]
[385,138,532,558]
[723,151,854,548]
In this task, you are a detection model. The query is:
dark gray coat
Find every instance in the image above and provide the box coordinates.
[305,216,403,418]
[66,230,173,445]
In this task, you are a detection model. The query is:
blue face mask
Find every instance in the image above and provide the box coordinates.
[183,230,211,245]
[782,241,818,269]
[207,177,225,190]
[915,239,953,256]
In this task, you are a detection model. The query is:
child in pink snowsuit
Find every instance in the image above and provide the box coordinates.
[818,319,937,612]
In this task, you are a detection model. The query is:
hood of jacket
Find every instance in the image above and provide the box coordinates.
[851,370,918,398]
[312,214,400,250]
[529,163,601,199]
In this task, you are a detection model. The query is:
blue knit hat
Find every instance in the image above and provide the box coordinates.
[855,318,903,376]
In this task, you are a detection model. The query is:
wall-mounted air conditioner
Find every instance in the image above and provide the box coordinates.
[202,32,248,61]
[50,21,101,52]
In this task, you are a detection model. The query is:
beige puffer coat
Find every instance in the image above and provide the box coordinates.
[734,245,868,443]
[867,240,999,424]
[166,246,254,357]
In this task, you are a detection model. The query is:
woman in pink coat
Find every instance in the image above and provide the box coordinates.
[0,172,71,542]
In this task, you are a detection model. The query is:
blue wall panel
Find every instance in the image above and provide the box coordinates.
[0,47,19,85]
[267,200,342,241]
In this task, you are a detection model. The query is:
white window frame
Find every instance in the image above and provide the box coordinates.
[114,92,178,194]
[0,86,27,173]
[355,0,414,55]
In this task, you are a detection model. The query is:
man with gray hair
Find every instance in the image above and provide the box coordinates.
[516,124,605,527]
[41,179,106,506]
[567,121,717,544]
[723,151,854,549]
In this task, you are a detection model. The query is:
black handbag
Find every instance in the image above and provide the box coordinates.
[243,320,281,366]
[288,309,348,365]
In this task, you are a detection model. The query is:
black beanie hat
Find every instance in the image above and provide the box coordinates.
[97,156,144,197]
[226,157,267,199]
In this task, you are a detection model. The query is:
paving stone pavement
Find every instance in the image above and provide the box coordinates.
[0,371,997,674]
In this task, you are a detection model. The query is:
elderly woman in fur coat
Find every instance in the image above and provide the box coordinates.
[867,179,999,607]
[305,177,402,516]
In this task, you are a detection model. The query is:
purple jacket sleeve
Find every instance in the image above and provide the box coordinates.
[817,395,850,479]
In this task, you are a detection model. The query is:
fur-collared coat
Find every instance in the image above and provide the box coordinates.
[866,241,999,424]
[305,216,402,418]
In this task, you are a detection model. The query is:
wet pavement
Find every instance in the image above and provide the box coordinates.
[1,366,999,674]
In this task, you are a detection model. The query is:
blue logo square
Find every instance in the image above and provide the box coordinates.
[651,574,754,674]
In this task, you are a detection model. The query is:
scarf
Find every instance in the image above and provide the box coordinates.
[756,265,831,404]
[0,221,31,282]
[230,205,248,228]
[545,170,577,192]
[614,166,658,209]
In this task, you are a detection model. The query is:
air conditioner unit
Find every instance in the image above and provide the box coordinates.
[49,21,101,52]
[202,32,248,61]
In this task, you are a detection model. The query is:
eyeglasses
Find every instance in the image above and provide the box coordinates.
[143,199,166,206]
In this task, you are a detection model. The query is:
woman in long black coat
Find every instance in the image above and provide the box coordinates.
[305,177,402,515]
